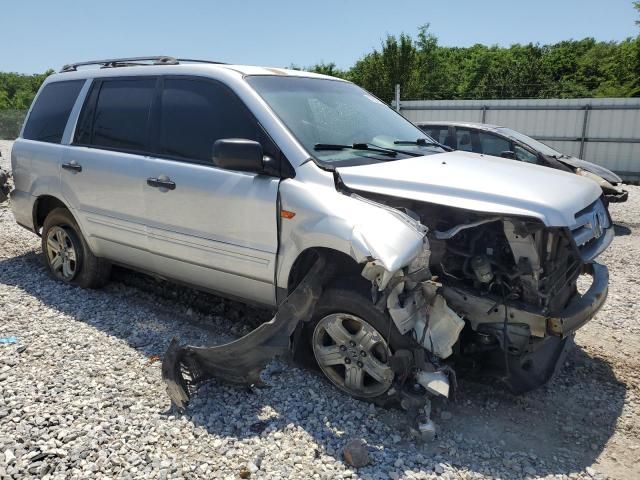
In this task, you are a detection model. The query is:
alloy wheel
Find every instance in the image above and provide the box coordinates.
[45,226,78,281]
[312,313,394,398]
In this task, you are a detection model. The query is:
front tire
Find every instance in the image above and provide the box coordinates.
[305,277,413,404]
[41,208,111,289]
[312,312,394,398]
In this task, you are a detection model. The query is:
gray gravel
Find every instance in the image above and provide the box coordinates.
[1,139,639,479]
[0,141,12,171]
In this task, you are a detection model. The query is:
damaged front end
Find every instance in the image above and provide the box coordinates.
[357,193,612,395]
[360,244,462,402]
[574,167,628,203]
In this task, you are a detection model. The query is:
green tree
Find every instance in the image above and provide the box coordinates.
[313,27,640,100]
[0,69,53,110]
[308,62,347,78]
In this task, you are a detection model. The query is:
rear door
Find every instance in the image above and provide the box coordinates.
[140,76,280,306]
[15,79,85,228]
[62,77,157,268]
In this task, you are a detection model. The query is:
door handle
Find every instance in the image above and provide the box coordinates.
[147,176,176,190]
[62,161,82,172]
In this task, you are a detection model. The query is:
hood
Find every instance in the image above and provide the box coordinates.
[336,151,602,227]
[554,156,622,184]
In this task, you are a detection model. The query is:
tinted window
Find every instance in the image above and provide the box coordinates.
[23,80,84,144]
[422,127,448,144]
[478,132,511,156]
[159,78,261,162]
[91,78,155,152]
[514,145,539,164]
[456,128,474,152]
[496,127,561,157]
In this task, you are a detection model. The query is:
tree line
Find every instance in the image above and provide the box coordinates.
[306,25,640,103]
[1,21,639,110]
[0,70,53,110]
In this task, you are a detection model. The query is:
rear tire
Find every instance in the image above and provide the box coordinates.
[41,208,111,289]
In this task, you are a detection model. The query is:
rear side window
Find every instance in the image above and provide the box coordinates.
[422,127,448,144]
[478,132,511,156]
[514,145,539,164]
[84,78,156,152]
[456,128,474,152]
[159,78,261,162]
[23,80,84,144]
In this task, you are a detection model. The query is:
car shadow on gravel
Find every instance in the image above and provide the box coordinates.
[613,223,632,236]
[445,345,627,476]
[0,251,628,478]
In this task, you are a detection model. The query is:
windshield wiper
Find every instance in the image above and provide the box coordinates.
[394,138,453,151]
[314,143,397,157]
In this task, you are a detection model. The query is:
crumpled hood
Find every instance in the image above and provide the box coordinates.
[554,156,622,184]
[336,151,602,227]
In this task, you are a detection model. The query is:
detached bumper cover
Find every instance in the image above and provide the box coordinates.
[162,258,325,411]
[547,262,608,337]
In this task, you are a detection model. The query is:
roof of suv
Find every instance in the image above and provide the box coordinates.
[416,121,505,130]
[52,57,339,82]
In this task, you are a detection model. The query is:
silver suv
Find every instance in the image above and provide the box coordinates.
[11,57,612,404]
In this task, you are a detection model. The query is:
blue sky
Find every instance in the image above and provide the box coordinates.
[1,0,638,74]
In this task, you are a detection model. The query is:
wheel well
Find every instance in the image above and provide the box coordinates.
[287,247,362,294]
[33,196,68,234]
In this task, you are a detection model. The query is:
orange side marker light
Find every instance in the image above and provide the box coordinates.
[281,209,296,219]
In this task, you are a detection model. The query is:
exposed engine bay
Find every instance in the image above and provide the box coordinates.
[361,193,582,314]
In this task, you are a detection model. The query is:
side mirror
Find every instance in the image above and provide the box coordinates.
[500,150,516,160]
[212,139,263,173]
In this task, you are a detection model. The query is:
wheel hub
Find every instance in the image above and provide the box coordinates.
[45,226,78,281]
[312,313,394,398]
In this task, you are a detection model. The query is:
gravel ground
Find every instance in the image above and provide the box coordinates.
[0,139,638,480]
[0,141,12,170]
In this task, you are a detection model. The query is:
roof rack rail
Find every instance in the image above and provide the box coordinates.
[60,56,226,73]
[176,58,227,65]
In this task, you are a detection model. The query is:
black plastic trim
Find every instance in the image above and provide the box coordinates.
[547,262,609,337]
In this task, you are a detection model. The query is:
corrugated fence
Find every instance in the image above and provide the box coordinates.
[0,110,27,141]
[398,98,640,182]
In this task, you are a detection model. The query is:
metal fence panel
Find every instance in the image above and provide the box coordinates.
[399,98,640,181]
[0,110,27,140]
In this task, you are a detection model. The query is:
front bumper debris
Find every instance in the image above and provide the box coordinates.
[442,261,608,340]
[162,258,325,411]
[546,262,608,337]
[0,168,10,204]
[605,188,628,203]
[497,333,575,394]
[445,261,608,393]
